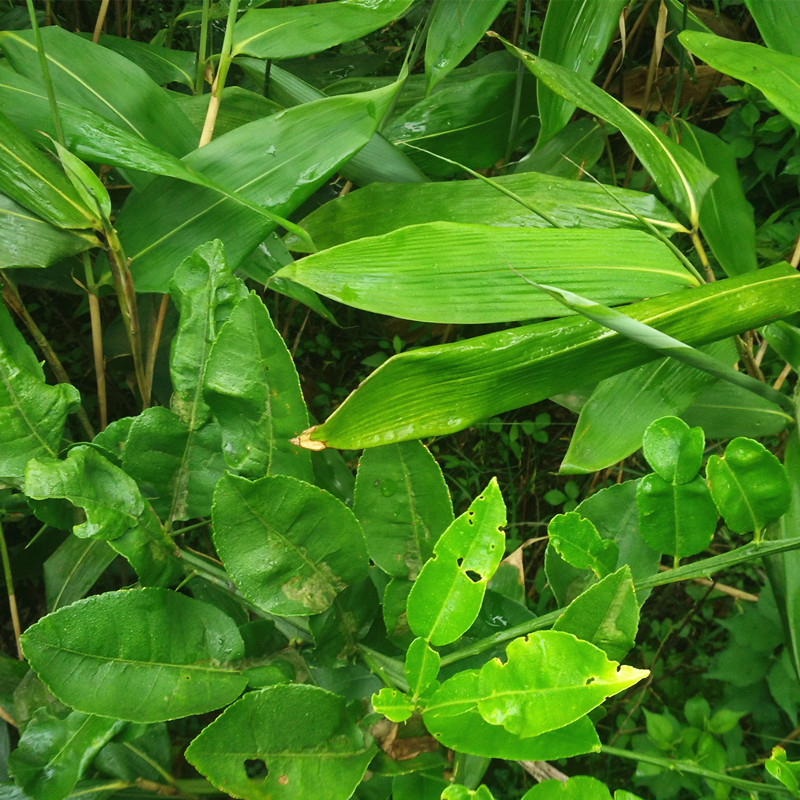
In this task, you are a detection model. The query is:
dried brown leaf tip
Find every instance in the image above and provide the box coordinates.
[290,425,327,451]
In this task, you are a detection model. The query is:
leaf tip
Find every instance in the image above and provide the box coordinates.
[290,426,327,451]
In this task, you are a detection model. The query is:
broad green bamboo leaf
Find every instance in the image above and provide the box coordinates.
[745,0,800,57]
[423,671,600,760]
[547,513,618,578]
[762,320,800,368]
[673,120,756,276]
[636,474,718,558]
[117,84,396,292]
[553,566,639,662]
[425,0,508,92]
[248,61,427,185]
[233,0,414,58]
[0,193,96,268]
[55,142,111,221]
[20,589,247,722]
[496,37,716,227]
[24,447,179,586]
[536,0,627,146]
[384,73,516,177]
[44,536,116,612]
[680,31,800,127]
[88,33,195,87]
[8,708,123,800]
[172,86,281,137]
[353,440,453,580]
[186,684,377,800]
[287,172,683,253]
[119,407,226,522]
[0,301,80,486]
[297,263,800,450]
[0,111,96,230]
[477,631,647,737]
[513,119,605,179]
[212,473,369,616]
[642,416,704,484]
[707,437,791,535]
[406,479,506,646]
[203,292,313,482]
[561,340,733,475]
[522,776,616,800]
[280,224,698,324]
[405,637,441,699]
[0,27,197,157]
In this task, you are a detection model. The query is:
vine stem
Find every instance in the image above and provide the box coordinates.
[0,517,22,659]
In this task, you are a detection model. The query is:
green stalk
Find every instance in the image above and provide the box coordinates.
[194,0,211,95]
[82,252,107,430]
[25,0,64,146]
[600,745,792,796]
[0,517,22,659]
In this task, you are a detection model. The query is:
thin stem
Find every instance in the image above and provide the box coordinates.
[82,252,107,430]
[92,0,110,42]
[0,518,23,659]
[143,294,169,407]
[194,0,211,95]
[25,0,64,146]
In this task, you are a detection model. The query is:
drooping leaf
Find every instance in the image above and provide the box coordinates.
[24,447,179,586]
[405,637,441,699]
[44,536,116,612]
[642,416,705,484]
[353,440,453,580]
[406,478,506,646]
[536,0,628,146]
[232,0,415,59]
[707,437,791,535]
[477,631,648,737]
[513,119,605,178]
[212,473,369,616]
[203,292,313,482]
[423,671,600,760]
[88,33,196,87]
[298,263,800,449]
[287,170,682,254]
[8,709,124,800]
[497,37,716,227]
[680,31,800,127]
[279,224,698,324]
[553,566,640,662]
[637,474,718,558]
[185,684,377,800]
[425,0,508,92]
[547,513,618,578]
[0,301,81,484]
[20,589,247,722]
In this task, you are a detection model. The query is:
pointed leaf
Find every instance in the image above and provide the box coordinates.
[497,37,716,226]
[20,589,247,722]
[406,478,506,646]
[477,631,648,737]
[300,263,800,449]
[547,513,618,578]
[233,0,414,59]
[642,416,705,484]
[514,118,605,178]
[89,33,195,87]
[212,473,369,616]
[280,224,698,324]
[405,637,441,699]
[44,536,116,612]
[203,292,313,481]
[353,440,454,580]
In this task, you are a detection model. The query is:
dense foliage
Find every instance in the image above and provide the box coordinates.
[2,1,800,798]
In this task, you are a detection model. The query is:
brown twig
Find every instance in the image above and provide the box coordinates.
[92,0,110,42]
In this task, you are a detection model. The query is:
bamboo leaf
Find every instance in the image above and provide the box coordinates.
[745,0,800,57]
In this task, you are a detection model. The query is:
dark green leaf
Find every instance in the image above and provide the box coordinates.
[89,33,195,87]
[513,119,605,179]
[44,536,116,612]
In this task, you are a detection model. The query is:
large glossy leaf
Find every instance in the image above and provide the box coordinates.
[233,0,414,59]
[296,263,800,450]
[477,631,647,737]
[173,86,281,138]
[203,292,313,482]
[680,31,800,127]
[353,440,453,580]
[24,447,179,586]
[212,473,369,616]
[0,300,80,487]
[498,38,716,227]
[287,171,682,253]
[280,224,697,324]
[0,193,96,268]
[0,111,95,230]
[186,684,377,800]
[745,0,800,57]
[536,0,628,146]
[0,27,196,157]
[673,120,756,276]
[423,671,600,760]
[425,0,508,92]
[561,340,734,475]
[406,478,506,646]
[8,709,123,800]
[20,589,247,722]
[116,85,395,292]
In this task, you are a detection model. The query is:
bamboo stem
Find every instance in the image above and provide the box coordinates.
[0,518,23,659]
[82,253,107,430]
